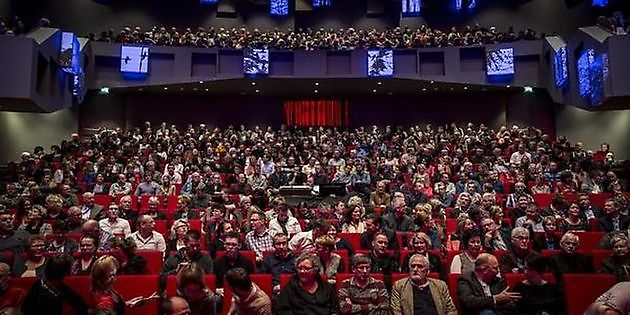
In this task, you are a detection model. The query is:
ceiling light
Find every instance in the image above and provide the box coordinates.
[506,85,511,88]
[430,80,434,84]
[199,81,204,84]
[377,82,382,85]
[251,82,256,86]
[450,87,454,91]
[314,90,318,93]
[523,86,534,93]
[315,82,319,86]
[163,87,168,90]
[99,87,110,95]
[205,88,209,92]
[255,89,260,93]
[372,89,377,93]
[422,88,427,91]
[193,88,198,91]
[464,86,468,90]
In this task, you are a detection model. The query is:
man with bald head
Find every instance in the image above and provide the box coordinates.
[457,253,520,315]
[130,215,166,252]
[162,296,191,315]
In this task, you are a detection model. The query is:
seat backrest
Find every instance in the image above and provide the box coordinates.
[589,193,611,209]
[154,220,168,237]
[574,232,605,251]
[338,233,361,250]
[136,250,164,274]
[563,274,617,315]
[94,195,112,207]
[63,276,92,315]
[447,273,462,314]
[591,250,612,271]
[9,277,38,293]
[335,249,350,272]
[533,193,553,208]
[503,272,556,287]
[115,275,160,315]
[222,274,273,315]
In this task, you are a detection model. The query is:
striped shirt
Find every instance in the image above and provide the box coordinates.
[338,276,390,314]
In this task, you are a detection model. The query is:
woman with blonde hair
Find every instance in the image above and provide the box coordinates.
[90,255,124,314]
[174,195,196,220]
[402,231,446,280]
[176,263,217,315]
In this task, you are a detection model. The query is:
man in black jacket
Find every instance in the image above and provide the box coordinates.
[457,253,520,315]
[22,255,88,315]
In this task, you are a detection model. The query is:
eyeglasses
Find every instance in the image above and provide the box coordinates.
[297,266,314,272]
[513,236,529,241]
[409,264,427,270]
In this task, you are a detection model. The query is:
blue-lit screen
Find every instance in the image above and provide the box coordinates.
[590,54,604,104]
[592,0,608,7]
[554,46,568,88]
[60,32,75,69]
[270,0,289,16]
[402,0,421,16]
[367,49,394,77]
[244,48,269,75]
[120,46,149,73]
[577,49,593,97]
[199,0,217,3]
[313,0,332,7]
[486,47,514,76]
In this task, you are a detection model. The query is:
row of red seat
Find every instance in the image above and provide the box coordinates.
[9,272,623,315]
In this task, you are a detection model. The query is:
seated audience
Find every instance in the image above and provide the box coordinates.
[14,234,47,277]
[130,214,167,252]
[598,199,630,233]
[109,237,148,275]
[46,220,79,255]
[166,219,190,254]
[0,262,26,310]
[402,231,446,280]
[391,253,457,315]
[246,211,274,262]
[337,253,389,314]
[275,253,339,314]
[512,256,564,315]
[71,235,99,275]
[360,214,399,250]
[262,233,296,294]
[22,255,88,315]
[314,235,344,284]
[451,229,484,275]
[457,253,520,315]
[532,216,562,251]
[224,267,273,315]
[547,232,594,283]
[268,203,302,237]
[90,255,125,314]
[213,231,255,289]
[499,227,540,274]
[599,234,629,282]
[162,230,214,285]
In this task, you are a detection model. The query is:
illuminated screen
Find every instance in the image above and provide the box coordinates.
[592,0,608,7]
[554,46,568,88]
[313,0,332,7]
[486,48,514,76]
[199,0,217,3]
[270,0,289,16]
[60,32,75,69]
[577,49,593,97]
[590,54,604,104]
[367,49,394,77]
[402,0,421,16]
[120,46,149,73]
[243,49,269,75]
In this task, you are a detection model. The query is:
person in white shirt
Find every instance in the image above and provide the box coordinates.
[98,203,132,242]
[268,204,301,238]
[130,215,166,252]
[510,144,532,165]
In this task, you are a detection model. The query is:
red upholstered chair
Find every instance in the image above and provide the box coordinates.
[446,219,457,234]
[574,231,606,251]
[563,274,617,315]
[9,276,37,293]
[166,274,217,296]
[589,193,611,209]
[189,219,202,232]
[154,220,168,237]
[215,250,257,272]
[447,273,462,314]
[136,250,164,274]
[166,195,179,212]
[94,195,112,207]
[334,249,350,272]
[139,195,165,211]
[533,193,553,208]
[338,233,361,250]
[279,273,293,288]
[445,250,462,268]
[115,275,160,315]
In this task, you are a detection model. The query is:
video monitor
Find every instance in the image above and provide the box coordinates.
[313,0,332,7]
[589,54,604,104]
[367,49,394,77]
[577,49,594,97]
[402,0,421,16]
[243,48,269,75]
[60,32,76,70]
[270,0,289,16]
[199,0,217,3]
[554,46,568,88]
[120,46,149,73]
[486,47,514,76]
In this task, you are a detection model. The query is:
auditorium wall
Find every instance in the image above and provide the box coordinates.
[3,0,627,39]
[0,107,78,164]
[555,104,630,160]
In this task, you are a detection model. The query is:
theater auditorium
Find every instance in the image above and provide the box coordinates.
[0,0,629,314]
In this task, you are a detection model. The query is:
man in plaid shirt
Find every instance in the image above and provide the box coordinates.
[245,211,274,262]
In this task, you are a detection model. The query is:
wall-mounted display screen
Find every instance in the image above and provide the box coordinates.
[367,49,394,77]
[244,48,269,75]
[486,47,514,76]
[554,46,568,88]
[120,46,149,73]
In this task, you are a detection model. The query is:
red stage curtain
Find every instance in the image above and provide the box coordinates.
[283,100,349,126]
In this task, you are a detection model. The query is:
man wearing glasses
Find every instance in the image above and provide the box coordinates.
[391,254,457,315]
[214,231,255,291]
[498,227,540,274]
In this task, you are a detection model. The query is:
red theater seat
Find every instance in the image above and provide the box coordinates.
[115,275,160,315]
[9,276,37,293]
[563,274,617,315]
[94,194,112,207]
[136,250,164,274]
[503,273,555,287]
[591,250,612,271]
[335,249,349,272]
[447,273,462,313]
[63,276,92,315]
[589,193,611,209]
[574,231,605,251]
[533,193,553,208]
[338,233,361,250]
[154,220,168,237]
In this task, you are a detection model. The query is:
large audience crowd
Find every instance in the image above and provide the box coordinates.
[92,24,541,49]
[0,121,628,314]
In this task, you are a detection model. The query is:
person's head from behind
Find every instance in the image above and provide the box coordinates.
[524,255,547,283]
[474,253,499,283]
[91,255,119,293]
[109,237,137,263]
[176,263,208,302]
[184,230,202,258]
[44,254,73,285]
[364,214,382,234]
[225,267,253,298]
[162,296,191,315]
[0,262,10,291]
